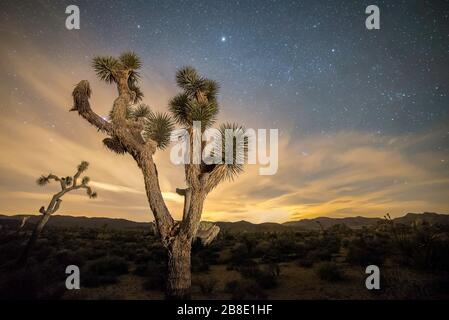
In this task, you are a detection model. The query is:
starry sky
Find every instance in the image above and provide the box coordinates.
[0,0,448,223]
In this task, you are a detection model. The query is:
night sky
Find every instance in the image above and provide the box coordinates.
[0,0,448,222]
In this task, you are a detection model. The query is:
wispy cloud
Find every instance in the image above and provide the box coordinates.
[0,25,448,223]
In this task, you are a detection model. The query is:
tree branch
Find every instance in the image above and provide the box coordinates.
[71,80,113,135]
[176,188,191,221]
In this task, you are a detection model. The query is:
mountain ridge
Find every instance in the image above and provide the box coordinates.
[1,212,448,232]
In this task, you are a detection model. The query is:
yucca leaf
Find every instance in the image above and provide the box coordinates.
[132,104,152,119]
[81,176,90,185]
[77,161,89,173]
[119,51,142,70]
[168,93,190,125]
[92,56,119,83]
[143,112,174,149]
[187,100,219,130]
[36,175,50,186]
[176,66,205,95]
[203,79,220,101]
[213,123,247,181]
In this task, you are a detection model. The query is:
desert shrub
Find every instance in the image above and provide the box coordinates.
[254,241,271,257]
[267,262,280,276]
[53,249,85,267]
[296,258,314,268]
[307,247,333,262]
[147,245,167,263]
[135,256,166,291]
[431,240,449,270]
[83,256,128,287]
[229,243,249,266]
[301,234,341,263]
[237,261,279,289]
[254,271,278,289]
[386,222,449,270]
[0,266,64,299]
[192,255,210,272]
[134,261,165,277]
[191,244,219,271]
[381,268,434,299]
[133,263,149,276]
[237,260,259,277]
[0,241,22,262]
[346,236,386,266]
[224,280,239,294]
[196,277,217,294]
[225,279,267,300]
[131,248,151,264]
[316,262,344,282]
[34,246,55,262]
[142,273,166,291]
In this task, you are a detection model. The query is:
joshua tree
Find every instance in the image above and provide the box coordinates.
[70,52,246,299]
[17,161,97,266]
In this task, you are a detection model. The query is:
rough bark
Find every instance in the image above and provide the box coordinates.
[166,237,192,300]
[17,212,51,266]
[139,151,174,245]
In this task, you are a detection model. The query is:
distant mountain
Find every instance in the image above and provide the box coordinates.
[215,221,293,233]
[393,212,449,226]
[283,216,383,230]
[0,214,150,230]
[283,212,449,230]
[1,212,448,232]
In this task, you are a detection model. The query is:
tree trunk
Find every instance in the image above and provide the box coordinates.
[166,237,192,300]
[17,213,51,266]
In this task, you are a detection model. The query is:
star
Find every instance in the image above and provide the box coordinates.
[221,36,226,42]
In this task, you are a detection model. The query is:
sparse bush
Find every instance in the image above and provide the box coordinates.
[296,258,314,268]
[142,273,166,291]
[316,262,344,282]
[346,236,386,266]
[83,256,128,287]
[192,254,210,272]
[197,277,217,294]
[0,266,64,299]
[225,279,267,300]
[237,261,279,289]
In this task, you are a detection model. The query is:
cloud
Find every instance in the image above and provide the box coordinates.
[89,181,144,194]
[204,130,449,222]
[0,25,448,223]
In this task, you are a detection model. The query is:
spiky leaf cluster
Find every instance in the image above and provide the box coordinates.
[131,103,153,119]
[36,175,50,186]
[213,123,248,181]
[78,161,89,173]
[63,176,73,187]
[81,176,90,185]
[169,67,220,130]
[92,52,144,103]
[92,56,119,83]
[143,112,174,150]
[86,186,97,199]
[119,51,142,70]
